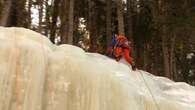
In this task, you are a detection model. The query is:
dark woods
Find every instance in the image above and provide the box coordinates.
[0,0,195,85]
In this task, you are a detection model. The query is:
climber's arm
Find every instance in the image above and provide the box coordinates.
[123,48,133,65]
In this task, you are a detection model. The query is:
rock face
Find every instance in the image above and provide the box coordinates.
[0,27,194,110]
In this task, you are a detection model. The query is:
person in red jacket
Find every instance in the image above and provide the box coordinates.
[107,34,136,70]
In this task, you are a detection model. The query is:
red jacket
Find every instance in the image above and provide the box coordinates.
[123,47,134,65]
[107,35,134,65]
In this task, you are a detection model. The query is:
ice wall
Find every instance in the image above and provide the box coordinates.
[0,27,194,110]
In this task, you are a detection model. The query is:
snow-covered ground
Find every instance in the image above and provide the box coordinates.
[0,27,194,110]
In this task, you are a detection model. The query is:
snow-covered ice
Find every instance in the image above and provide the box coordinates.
[0,27,195,110]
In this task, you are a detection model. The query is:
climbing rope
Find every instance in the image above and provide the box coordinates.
[137,70,161,110]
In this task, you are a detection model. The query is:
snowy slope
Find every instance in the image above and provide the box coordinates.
[0,27,194,110]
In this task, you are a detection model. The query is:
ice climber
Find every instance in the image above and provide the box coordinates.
[107,34,136,70]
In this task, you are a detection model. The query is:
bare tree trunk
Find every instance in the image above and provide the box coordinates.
[60,0,69,44]
[0,0,12,26]
[15,0,27,27]
[143,43,150,72]
[50,0,60,43]
[106,0,112,46]
[126,0,137,59]
[161,27,171,78]
[38,0,44,33]
[191,31,195,52]
[116,0,125,35]
[27,0,32,28]
[44,0,50,36]
[170,33,176,79]
[126,0,133,41]
[160,0,172,79]
[162,42,171,78]
[73,16,79,45]
[88,0,98,52]
[67,0,74,44]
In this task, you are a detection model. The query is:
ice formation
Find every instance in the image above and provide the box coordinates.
[0,27,195,110]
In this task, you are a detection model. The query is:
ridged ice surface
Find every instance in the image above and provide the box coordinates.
[0,27,195,110]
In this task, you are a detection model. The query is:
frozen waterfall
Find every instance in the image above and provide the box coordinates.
[0,27,195,110]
